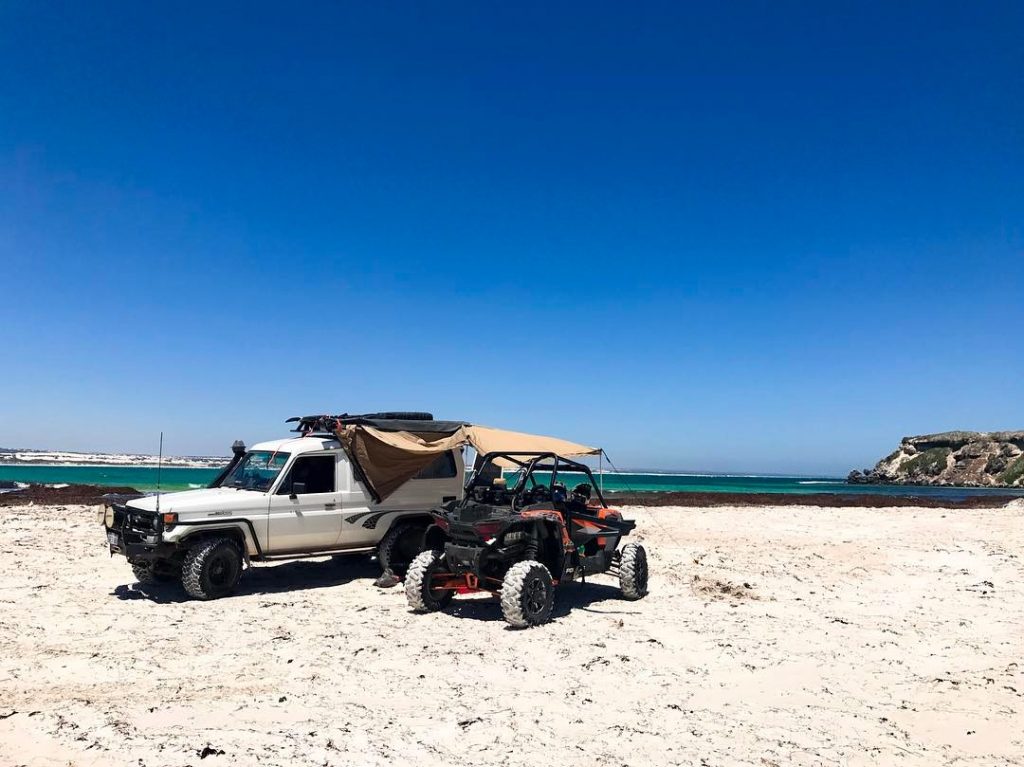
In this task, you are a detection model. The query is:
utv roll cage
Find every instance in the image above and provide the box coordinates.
[467,451,609,509]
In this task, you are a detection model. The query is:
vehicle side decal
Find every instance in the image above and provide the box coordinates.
[361,511,391,529]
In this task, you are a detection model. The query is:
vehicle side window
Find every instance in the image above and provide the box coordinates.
[278,455,336,495]
[414,451,457,480]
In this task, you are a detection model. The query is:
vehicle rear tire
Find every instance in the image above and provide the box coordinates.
[131,560,179,585]
[500,560,554,628]
[377,522,426,576]
[618,543,649,600]
[181,538,243,600]
[405,550,454,613]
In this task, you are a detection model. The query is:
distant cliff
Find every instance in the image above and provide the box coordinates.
[849,431,1024,487]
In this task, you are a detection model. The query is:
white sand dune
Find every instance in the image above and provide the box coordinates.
[0,503,1021,766]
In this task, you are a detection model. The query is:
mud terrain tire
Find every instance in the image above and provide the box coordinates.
[182,537,243,600]
[405,550,454,612]
[618,543,649,600]
[500,560,555,628]
[377,522,426,577]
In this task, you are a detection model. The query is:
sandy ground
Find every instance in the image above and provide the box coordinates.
[0,503,1021,767]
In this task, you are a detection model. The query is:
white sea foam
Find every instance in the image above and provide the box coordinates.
[0,450,227,468]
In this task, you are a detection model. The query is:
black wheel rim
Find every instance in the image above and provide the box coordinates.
[524,575,548,615]
[208,552,237,587]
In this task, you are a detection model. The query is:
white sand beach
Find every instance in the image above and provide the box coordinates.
[1,502,1021,766]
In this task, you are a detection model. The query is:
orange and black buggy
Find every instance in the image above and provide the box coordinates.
[405,452,649,627]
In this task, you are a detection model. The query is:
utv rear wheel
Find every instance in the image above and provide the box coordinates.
[500,560,554,628]
[182,538,243,600]
[405,550,454,613]
[619,543,649,600]
[377,522,426,576]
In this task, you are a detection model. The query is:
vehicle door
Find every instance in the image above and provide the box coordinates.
[267,453,343,553]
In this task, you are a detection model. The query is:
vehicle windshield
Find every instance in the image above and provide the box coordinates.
[223,451,290,491]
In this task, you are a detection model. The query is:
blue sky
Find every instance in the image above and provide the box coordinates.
[1,2,1021,475]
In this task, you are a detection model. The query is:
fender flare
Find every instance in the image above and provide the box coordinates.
[423,522,449,552]
[172,519,263,558]
[377,511,434,536]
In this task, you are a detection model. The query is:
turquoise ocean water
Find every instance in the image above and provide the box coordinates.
[1,464,1022,500]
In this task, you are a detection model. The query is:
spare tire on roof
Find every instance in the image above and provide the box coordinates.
[359,412,434,421]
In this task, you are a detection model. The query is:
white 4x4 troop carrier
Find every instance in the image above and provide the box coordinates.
[102,413,465,599]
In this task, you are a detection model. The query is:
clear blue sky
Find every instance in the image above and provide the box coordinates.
[1,2,1021,475]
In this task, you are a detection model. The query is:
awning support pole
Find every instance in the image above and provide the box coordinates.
[599,451,604,493]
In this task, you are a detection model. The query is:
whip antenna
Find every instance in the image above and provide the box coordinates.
[156,431,164,513]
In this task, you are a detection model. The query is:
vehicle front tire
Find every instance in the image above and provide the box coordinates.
[500,560,555,628]
[181,538,243,600]
[405,550,454,613]
[618,543,649,600]
[377,522,426,577]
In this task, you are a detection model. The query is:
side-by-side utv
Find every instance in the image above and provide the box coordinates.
[405,452,649,627]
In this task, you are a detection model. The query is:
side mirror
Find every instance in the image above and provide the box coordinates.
[290,481,307,499]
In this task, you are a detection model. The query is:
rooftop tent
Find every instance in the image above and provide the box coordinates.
[331,421,600,501]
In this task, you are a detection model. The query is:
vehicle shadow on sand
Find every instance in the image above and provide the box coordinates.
[111,555,380,604]
[441,580,641,627]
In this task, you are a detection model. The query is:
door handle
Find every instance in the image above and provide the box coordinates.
[325,502,336,509]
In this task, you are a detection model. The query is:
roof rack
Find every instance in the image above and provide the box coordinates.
[287,412,464,436]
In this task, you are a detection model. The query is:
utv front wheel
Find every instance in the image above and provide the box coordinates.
[405,550,454,613]
[619,543,649,600]
[182,538,243,600]
[500,560,554,628]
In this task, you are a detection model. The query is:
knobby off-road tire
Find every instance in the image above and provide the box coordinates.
[130,560,179,585]
[181,537,243,600]
[500,560,555,628]
[405,550,454,612]
[377,522,425,577]
[618,543,649,600]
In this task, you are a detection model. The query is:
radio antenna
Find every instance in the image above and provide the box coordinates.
[156,432,164,513]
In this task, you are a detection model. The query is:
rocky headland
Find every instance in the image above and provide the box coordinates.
[849,431,1024,487]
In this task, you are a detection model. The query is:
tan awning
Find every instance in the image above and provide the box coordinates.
[335,423,600,501]
[336,425,471,501]
[464,425,599,462]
